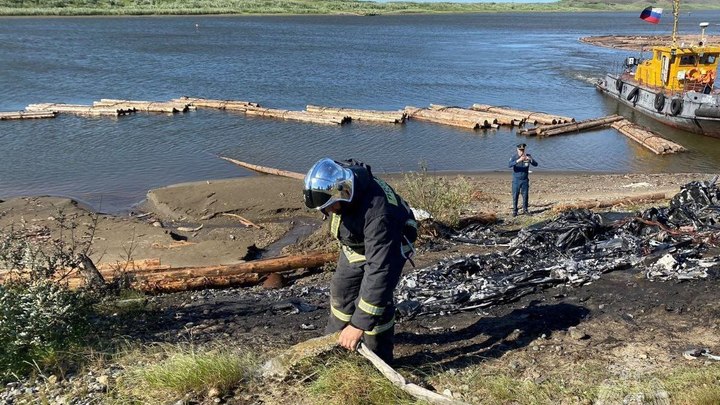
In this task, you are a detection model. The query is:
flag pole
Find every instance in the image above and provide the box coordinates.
[671,0,680,46]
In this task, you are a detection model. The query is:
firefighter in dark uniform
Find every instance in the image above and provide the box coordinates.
[303,158,416,363]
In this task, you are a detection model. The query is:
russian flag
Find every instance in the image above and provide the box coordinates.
[640,7,663,24]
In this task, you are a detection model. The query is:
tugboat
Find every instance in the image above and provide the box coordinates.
[595,0,720,138]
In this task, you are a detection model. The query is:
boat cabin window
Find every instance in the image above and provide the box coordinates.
[656,51,662,60]
[700,54,717,64]
[679,55,697,66]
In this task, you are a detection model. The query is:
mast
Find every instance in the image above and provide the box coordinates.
[671,0,680,46]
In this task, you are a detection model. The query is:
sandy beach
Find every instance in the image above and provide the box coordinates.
[0,171,712,270]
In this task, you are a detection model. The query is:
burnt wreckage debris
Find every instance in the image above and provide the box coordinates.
[396,177,720,319]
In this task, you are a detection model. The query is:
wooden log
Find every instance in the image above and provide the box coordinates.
[405,106,485,130]
[218,156,304,180]
[429,104,521,127]
[611,120,686,155]
[471,104,574,125]
[538,115,624,137]
[518,121,577,136]
[93,99,193,113]
[244,107,350,125]
[133,273,262,293]
[0,111,57,120]
[5,251,336,292]
[552,191,669,213]
[305,105,406,124]
[171,97,260,111]
[136,251,336,281]
[25,103,134,116]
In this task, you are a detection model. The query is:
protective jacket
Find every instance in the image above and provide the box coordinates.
[329,160,416,332]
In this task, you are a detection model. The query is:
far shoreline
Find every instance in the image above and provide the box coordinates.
[1,5,719,18]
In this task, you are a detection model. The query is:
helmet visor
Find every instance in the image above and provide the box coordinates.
[303,158,354,210]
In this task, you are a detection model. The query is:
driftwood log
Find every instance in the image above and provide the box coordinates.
[611,119,686,155]
[1,251,336,293]
[0,111,57,120]
[429,104,523,127]
[219,156,305,180]
[305,105,406,124]
[470,104,574,125]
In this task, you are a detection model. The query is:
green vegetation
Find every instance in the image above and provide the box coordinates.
[0,224,97,382]
[0,0,718,17]
[308,355,416,405]
[431,359,720,405]
[110,344,259,403]
[398,163,474,227]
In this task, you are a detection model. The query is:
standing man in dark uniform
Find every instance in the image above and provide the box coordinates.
[508,143,538,216]
[303,158,416,363]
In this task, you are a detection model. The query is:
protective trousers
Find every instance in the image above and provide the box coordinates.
[325,253,399,363]
[512,179,529,215]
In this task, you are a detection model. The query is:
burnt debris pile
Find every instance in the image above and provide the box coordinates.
[396,178,720,319]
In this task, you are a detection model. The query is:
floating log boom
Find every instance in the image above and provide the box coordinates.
[429,104,523,126]
[405,106,498,130]
[611,120,686,155]
[25,103,134,116]
[305,105,406,124]
[171,97,260,111]
[244,107,350,125]
[219,156,305,180]
[534,115,624,137]
[93,99,193,113]
[0,111,56,120]
[471,104,574,125]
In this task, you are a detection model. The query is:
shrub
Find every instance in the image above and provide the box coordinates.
[0,220,96,381]
[398,163,474,228]
[0,280,92,380]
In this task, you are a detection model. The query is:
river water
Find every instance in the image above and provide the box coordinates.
[1,12,719,212]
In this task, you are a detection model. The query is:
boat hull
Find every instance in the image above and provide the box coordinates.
[596,74,720,138]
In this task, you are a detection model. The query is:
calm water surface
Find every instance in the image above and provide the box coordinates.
[1,12,720,211]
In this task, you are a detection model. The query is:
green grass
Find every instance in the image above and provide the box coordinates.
[308,355,418,405]
[110,344,259,403]
[1,0,718,16]
[431,359,720,405]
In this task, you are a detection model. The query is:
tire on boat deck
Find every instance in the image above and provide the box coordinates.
[670,98,683,116]
[654,93,665,112]
[626,87,640,103]
[615,79,624,92]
